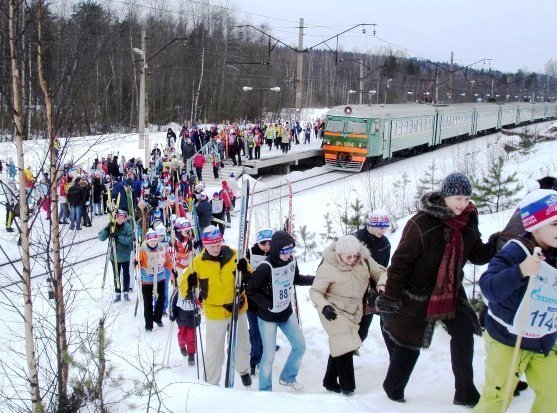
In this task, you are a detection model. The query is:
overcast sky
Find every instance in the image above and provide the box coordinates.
[228,0,554,73]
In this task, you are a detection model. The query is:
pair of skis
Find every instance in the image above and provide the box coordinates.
[224,179,251,388]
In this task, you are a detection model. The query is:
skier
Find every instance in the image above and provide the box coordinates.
[474,188,557,412]
[246,230,315,391]
[98,210,134,302]
[182,225,253,387]
[192,152,205,182]
[138,228,173,332]
[169,278,201,366]
[195,191,212,231]
[67,176,84,231]
[4,178,18,232]
[210,192,226,236]
[246,228,274,376]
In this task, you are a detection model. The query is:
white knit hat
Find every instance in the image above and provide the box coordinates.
[335,235,361,255]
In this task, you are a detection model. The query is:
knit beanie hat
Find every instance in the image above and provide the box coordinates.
[335,235,362,255]
[145,228,158,241]
[519,189,557,232]
[256,228,274,243]
[201,225,223,245]
[155,225,167,238]
[368,210,390,228]
[440,172,472,198]
[116,210,127,219]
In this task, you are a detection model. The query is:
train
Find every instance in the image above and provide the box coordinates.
[322,101,557,171]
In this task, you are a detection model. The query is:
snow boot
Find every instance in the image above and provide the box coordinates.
[113,294,121,303]
[188,354,195,366]
[156,321,164,328]
[180,347,188,357]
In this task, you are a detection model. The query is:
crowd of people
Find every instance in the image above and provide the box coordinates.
[2,122,555,411]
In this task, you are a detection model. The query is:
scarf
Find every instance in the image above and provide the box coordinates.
[426,202,476,321]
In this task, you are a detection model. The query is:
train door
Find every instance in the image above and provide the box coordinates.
[382,120,393,159]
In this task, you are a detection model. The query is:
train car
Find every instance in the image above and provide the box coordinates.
[323,101,557,171]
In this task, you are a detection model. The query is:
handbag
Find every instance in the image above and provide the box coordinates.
[362,259,379,315]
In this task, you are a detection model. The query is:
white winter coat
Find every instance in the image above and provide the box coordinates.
[310,241,385,357]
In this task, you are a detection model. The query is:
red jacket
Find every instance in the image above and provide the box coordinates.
[193,154,206,168]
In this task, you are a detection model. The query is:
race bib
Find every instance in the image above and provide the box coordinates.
[492,240,557,338]
[249,254,266,270]
[261,260,296,313]
[177,296,195,311]
[512,261,557,338]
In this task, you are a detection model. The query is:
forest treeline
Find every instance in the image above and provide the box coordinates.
[1,0,555,139]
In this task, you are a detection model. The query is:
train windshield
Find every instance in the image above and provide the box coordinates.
[327,119,344,132]
[347,121,367,134]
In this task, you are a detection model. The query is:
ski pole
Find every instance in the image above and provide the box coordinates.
[500,246,541,413]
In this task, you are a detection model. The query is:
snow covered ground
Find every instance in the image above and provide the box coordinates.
[1,121,556,412]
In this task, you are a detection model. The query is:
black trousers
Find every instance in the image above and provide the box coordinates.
[114,260,130,293]
[142,279,166,330]
[323,352,355,393]
[382,311,479,402]
[359,313,394,357]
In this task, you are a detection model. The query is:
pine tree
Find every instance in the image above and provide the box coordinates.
[393,172,412,217]
[320,212,335,241]
[472,155,522,213]
[340,198,365,233]
[415,160,442,200]
[517,127,536,155]
[297,225,318,261]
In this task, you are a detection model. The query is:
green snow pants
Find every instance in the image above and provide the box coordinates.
[473,333,557,413]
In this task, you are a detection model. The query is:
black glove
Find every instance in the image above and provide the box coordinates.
[322,305,337,321]
[105,223,113,232]
[375,295,402,314]
[132,258,139,267]
[487,232,500,246]
[108,231,118,239]
[171,269,178,280]
[187,272,198,288]
[193,240,200,250]
[237,257,248,273]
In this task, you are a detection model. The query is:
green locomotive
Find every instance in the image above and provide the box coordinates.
[323,102,557,171]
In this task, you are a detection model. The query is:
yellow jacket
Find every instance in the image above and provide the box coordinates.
[180,245,251,320]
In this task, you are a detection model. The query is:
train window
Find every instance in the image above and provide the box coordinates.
[347,121,367,134]
[327,120,344,132]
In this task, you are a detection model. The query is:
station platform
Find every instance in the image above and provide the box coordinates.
[198,139,324,188]
[241,139,323,175]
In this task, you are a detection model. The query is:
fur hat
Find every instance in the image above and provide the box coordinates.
[201,225,223,245]
[368,210,390,228]
[440,172,472,198]
[335,235,361,255]
[519,189,557,232]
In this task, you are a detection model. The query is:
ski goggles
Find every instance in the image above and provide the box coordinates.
[280,244,295,255]
[116,210,128,219]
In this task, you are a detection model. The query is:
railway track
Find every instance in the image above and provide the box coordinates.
[250,170,352,208]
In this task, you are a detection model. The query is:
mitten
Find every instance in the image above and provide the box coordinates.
[322,305,337,321]
[375,295,402,314]
[237,257,248,273]
[187,272,198,288]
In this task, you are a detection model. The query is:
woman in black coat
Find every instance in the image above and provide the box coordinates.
[376,172,496,407]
